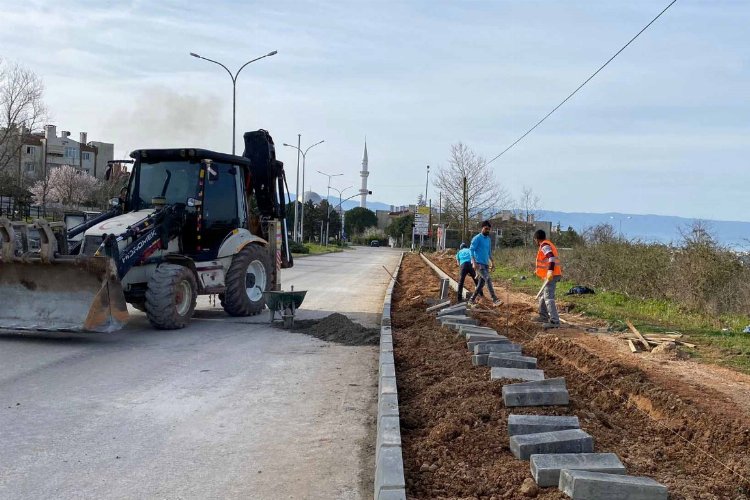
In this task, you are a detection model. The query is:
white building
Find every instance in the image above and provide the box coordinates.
[18,125,114,180]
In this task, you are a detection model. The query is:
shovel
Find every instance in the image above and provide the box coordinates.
[535,280,549,300]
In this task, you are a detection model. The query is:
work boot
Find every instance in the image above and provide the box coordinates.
[493,299,503,306]
[542,321,561,329]
[533,315,549,323]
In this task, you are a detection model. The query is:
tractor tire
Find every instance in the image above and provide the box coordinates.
[221,244,272,317]
[145,263,197,329]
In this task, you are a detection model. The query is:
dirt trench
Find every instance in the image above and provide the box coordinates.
[392,253,750,499]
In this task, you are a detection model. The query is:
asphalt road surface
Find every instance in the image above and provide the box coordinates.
[0,246,401,500]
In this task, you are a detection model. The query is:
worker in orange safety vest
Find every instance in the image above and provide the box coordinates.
[533,229,563,329]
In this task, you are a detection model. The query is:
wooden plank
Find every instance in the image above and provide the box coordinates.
[627,339,638,353]
[644,336,682,342]
[675,340,697,348]
[644,334,682,340]
[626,320,651,351]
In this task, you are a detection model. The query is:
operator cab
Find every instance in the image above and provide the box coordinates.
[126,148,251,259]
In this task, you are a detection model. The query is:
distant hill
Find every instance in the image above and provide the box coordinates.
[537,210,750,250]
[289,193,393,212]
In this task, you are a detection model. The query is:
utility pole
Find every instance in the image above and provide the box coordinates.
[428,199,432,249]
[293,134,301,241]
[462,176,468,243]
[424,165,430,206]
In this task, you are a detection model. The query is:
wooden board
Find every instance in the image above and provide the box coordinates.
[675,340,697,348]
[627,339,638,352]
[626,320,651,351]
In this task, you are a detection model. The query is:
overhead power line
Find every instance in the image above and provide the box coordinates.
[486,0,678,166]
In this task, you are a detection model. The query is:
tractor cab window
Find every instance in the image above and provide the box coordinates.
[201,162,239,255]
[129,161,200,210]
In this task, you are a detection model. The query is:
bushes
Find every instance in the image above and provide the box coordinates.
[289,240,309,254]
[494,227,750,317]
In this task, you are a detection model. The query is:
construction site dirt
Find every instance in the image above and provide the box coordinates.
[392,253,750,499]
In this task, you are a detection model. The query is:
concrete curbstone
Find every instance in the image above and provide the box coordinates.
[380,350,394,366]
[380,364,396,378]
[530,453,626,487]
[508,414,580,436]
[376,415,402,460]
[474,342,523,354]
[472,354,489,366]
[380,375,397,395]
[419,252,468,300]
[426,300,452,313]
[467,339,512,351]
[559,469,667,499]
[487,353,537,369]
[375,446,406,499]
[378,392,399,420]
[377,488,407,500]
[490,367,545,381]
[510,429,594,460]
[375,252,406,500]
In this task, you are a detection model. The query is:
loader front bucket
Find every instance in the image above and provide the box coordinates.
[0,256,129,333]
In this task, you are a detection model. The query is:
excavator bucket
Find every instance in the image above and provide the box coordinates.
[0,218,129,333]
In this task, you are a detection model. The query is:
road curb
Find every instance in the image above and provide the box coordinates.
[420,252,466,300]
[375,252,406,500]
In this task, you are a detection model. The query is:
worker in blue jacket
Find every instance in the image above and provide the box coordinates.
[469,220,503,306]
[455,242,483,302]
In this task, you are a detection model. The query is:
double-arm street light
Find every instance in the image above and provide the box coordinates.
[283,139,325,242]
[317,170,343,246]
[334,191,365,243]
[189,50,277,155]
[329,185,353,242]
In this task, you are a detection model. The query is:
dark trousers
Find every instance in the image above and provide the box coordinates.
[457,262,482,301]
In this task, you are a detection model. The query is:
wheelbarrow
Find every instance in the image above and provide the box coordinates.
[263,289,307,328]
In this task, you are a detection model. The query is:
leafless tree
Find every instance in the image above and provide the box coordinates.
[519,186,541,245]
[434,142,511,241]
[0,59,47,180]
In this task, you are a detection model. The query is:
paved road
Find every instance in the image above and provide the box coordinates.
[0,247,401,499]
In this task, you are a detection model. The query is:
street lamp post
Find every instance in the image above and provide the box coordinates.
[317,170,343,245]
[330,185,353,241]
[424,165,430,205]
[609,215,632,239]
[283,140,324,242]
[334,192,365,243]
[189,50,277,155]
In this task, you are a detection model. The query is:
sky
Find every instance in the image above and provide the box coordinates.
[1,0,748,221]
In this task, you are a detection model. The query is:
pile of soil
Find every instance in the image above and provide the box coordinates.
[287,313,379,346]
[393,253,750,499]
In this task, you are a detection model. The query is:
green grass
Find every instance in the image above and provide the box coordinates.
[292,243,345,256]
[493,262,750,374]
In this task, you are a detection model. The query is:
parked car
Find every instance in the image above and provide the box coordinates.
[370,240,380,247]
